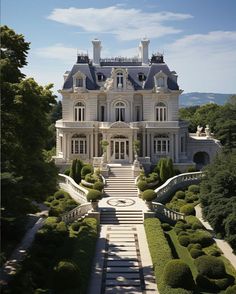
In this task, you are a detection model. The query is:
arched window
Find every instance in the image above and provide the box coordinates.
[115,101,125,121]
[71,134,87,154]
[74,102,85,121]
[155,102,167,121]
[75,77,83,87]
[154,134,170,155]
[116,72,124,88]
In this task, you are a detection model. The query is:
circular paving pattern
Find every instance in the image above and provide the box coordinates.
[107,198,135,207]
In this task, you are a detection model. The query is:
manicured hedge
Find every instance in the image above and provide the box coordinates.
[163,259,195,290]
[180,204,196,216]
[142,189,156,201]
[86,189,102,202]
[144,218,174,293]
[194,255,226,279]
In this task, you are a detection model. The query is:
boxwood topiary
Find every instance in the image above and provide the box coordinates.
[71,222,80,231]
[190,248,205,259]
[137,180,148,192]
[188,184,200,194]
[180,204,196,216]
[86,189,102,202]
[161,223,172,231]
[163,259,195,290]
[142,189,156,201]
[196,274,234,291]
[81,165,93,179]
[178,235,191,247]
[175,191,185,199]
[93,181,104,191]
[225,285,236,294]
[194,255,226,279]
[187,243,202,251]
[192,230,213,247]
[54,190,69,200]
[53,260,80,290]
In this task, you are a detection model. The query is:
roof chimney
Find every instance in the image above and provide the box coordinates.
[92,39,101,65]
[139,38,150,65]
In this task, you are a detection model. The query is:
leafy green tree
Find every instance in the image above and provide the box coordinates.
[200,151,236,252]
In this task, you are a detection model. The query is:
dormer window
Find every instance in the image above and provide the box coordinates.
[97,73,104,82]
[116,72,124,88]
[73,71,86,91]
[154,71,167,89]
[138,73,146,81]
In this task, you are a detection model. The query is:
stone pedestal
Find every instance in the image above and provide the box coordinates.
[87,211,100,225]
[132,155,142,177]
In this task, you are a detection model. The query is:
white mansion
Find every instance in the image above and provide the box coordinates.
[55,39,220,170]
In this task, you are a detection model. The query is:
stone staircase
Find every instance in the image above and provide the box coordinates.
[104,166,138,198]
[100,209,143,224]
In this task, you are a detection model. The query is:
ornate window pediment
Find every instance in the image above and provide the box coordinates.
[110,121,130,129]
[104,68,134,91]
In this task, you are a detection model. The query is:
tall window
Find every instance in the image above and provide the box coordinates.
[116,72,124,88]
[115,102,125,121]
[75,77,83,87]
[74,102,85,121]
[154,134,170,154]
[135,106,141,121]
[101,105,105,121]
[156,102,167,121]
[157,77,165,87]
[71,134,87,154]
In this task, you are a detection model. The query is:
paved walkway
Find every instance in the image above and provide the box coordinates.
[88,166,158,294]
[0,217,45,285]
[195,204,236,269]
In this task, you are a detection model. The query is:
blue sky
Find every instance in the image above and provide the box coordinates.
[2,0,236,95]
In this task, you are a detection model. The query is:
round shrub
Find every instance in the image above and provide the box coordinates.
[180,204,196,216]
[196,275,234,291]
[175,191,185,199]
[190,248,205,259]
[178,231,189,237]
[137,180,148,192]
[192,222,203,230]
[81,165,93,179]
[142,189,156,201]
[187,243,202,251]
[188,184,200,194]
[51,200,60,207]
[86,189,102,202]
[178,235,191,247]
[192,230,213,247]
[93,181,104,191]
[53,260,80,289]
[85,173,96,183]
[225,285,236,294]
[161,223,172,231]
[71,222,80,231]
[163,259,195,290]
[64,168,70,176]
[54,190,69,200]
[194,255,226,279]
[208,247,222,257]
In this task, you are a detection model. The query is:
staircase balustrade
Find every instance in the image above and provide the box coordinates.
[58,174,88,204]
[152,202,185,222]
[154,171,204,203]
[61,203,92,223]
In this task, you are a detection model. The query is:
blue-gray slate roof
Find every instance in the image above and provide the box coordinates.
[63,62,179,91]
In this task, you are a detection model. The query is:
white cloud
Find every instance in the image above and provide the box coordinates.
[35,44,78,63]
[47,6,193,40]
[165,31,236,93]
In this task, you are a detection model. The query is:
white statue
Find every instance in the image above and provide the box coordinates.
[205,124,211,138]
[196,125,203,136]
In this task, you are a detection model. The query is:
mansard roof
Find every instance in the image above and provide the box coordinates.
[62,62,179,91]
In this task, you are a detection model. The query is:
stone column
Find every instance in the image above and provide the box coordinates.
[129,135,133,163]
[95,132,98,157]
[66,133,70,161]
[90,132,94,159]
[147,131,150,157]
[170,133,175,161]
[142,129,146,157]
[106,134,111,163]
[175,133,179,163]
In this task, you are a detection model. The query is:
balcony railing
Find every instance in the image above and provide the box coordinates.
[61,203,92,223]
[56,121,95,128]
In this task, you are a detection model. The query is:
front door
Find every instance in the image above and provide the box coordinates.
[111,139,129,162]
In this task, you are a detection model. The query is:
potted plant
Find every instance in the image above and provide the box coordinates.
[142,189,156,211]
[100,140,109,163]
[86,189,102,211]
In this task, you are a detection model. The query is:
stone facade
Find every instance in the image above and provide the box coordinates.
[54,39,221,170]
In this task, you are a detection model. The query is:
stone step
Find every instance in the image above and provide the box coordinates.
[105,286,142,294]
[101,221,143,224]
[106,273,140,279]
[106,279,141,286]
[106,267,139,273]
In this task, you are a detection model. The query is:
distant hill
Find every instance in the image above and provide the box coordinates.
[179,92,233,107]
